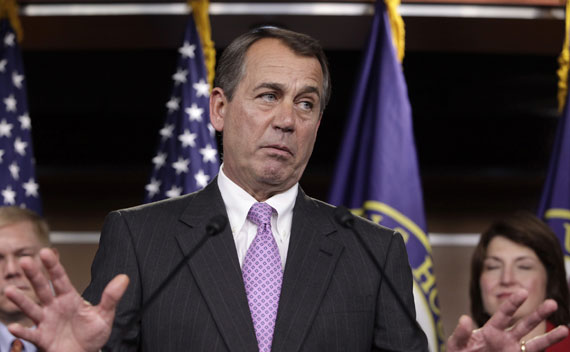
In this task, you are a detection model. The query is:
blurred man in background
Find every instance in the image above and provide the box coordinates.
[0,206,53,352]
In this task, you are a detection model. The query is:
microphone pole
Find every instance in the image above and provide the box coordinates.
[333,206,422,331]
[110,214,228,350]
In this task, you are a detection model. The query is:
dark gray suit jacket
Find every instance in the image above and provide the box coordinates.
[83,181,427,351]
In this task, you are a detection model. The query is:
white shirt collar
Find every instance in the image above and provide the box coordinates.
[217,164,298,238]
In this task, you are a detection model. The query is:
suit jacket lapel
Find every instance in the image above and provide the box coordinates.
[272,189,344,352]
[176,180,258,352]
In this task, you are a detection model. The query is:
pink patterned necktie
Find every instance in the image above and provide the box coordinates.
[242,202,283,352]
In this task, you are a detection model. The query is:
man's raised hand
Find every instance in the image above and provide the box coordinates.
[5,248,129,352]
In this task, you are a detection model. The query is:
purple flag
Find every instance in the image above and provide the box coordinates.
[0,19,41,214]
[328,2,443,350]
[144,16,219,203]
[537,89,570,277]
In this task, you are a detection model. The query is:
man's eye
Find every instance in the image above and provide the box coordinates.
[298,101,313,111]
[260,93,277,102]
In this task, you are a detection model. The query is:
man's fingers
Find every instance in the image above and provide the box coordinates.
[486,289,528,330]
[447,315,474,350]
[98,274,129,317]
[510,299,558,340]
[18,256,54,305]
[4,286,44,324]
[7,323,40,345]
[525,325,569,352]
[39,248,75,296]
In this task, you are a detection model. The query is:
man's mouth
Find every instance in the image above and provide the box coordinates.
[263,144,293,156]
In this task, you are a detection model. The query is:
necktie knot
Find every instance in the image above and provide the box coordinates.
[247,202,273,227]
[10,339,23,352]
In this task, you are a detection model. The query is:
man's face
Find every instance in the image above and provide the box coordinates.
[0,221,43,323]
[211,38,324,200]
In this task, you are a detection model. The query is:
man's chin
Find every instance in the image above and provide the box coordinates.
[0,301,25,319]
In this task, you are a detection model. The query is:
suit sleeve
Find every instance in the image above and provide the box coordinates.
[372,231,428,351]
[82,211,142,351]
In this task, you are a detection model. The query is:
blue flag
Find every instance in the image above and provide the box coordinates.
[0,19,41,214]
[328,2,443,350]
[144,16,219,202]
[537,89,570,276]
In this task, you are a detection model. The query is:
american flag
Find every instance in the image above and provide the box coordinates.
[0,19,41,214]
[144,16,219,203]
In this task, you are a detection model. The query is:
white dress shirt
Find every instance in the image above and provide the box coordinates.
[217,164,297,269]
[0,322,36,352]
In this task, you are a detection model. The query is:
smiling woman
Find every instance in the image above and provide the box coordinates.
[469,211,570,351]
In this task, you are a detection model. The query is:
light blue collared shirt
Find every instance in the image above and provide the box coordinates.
[0,322,36,352]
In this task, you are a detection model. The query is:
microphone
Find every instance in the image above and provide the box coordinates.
[110,214,228,350]
[333,206,423,332]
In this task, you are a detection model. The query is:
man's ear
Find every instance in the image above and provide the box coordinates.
[210,87,227,132]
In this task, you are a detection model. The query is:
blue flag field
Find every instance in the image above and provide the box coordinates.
[0,19,41,214]
[538,88,570,278]
[144,16,219,203]
[328,2,443,350]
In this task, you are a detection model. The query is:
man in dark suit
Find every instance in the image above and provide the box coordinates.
[81,27,426,351]
[3,28,569,352]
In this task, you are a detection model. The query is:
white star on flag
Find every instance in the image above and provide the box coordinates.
[166,97,180,113]
[194,169,210,188]
[152,152,167,170]
[4,94,16,112]
[145,178,161,197]
[193,79,210,97]
[14,137,27,156]
[166,185,182,198]
[199,144,217,163]
[1,186,15,205]
[22,178,39,197]
[12,71,24,89]
[0,59,7,73]
[172,157,190,174]
[185,103,203,122]
[207,123,216,138]
[9,162,19,180]
[159,124,174,141]
[4,33,15,47]
[172,69,188,85]
[18,114,31,130]
[178,129,197,148]
[0,150,4,163]
[0,119,13,137]
[178,41,196,59]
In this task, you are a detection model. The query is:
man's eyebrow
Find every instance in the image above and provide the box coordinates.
[253,82,285,92]
[297,85,321,99]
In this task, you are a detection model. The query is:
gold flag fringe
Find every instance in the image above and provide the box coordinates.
[384,0,405,62]
[0,0,22,42]
[189,0,215,89]
[557,0,570,112]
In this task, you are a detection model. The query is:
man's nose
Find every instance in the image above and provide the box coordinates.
[4,255,23,279]
[273,102,295,133]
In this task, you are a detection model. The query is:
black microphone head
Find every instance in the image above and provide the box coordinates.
[334,206,355,228]
[206,214,228,236]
